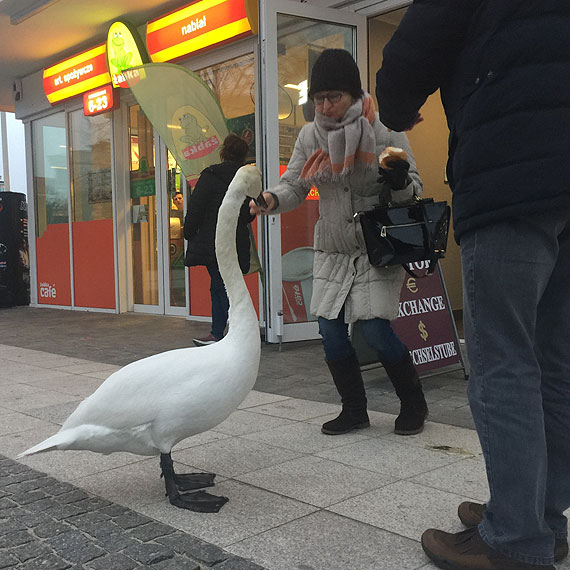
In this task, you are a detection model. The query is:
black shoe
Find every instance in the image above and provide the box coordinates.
[321,408,370,435]
[383,351,428,435]
[323,352,369,435]
[458,501,569,563]
[394,393,429,435]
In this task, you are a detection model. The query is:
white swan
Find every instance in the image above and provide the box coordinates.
[19,165,264,512]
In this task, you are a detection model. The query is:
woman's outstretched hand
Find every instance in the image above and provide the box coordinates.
[249,192,276,215]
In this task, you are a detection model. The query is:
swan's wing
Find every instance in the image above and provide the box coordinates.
[61,343,254,432]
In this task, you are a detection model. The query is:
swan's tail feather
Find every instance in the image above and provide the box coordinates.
[18,431,74,458]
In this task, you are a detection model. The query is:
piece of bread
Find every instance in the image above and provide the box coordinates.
[379,146,408,169]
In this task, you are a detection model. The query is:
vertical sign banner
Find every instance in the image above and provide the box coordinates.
[43,45,111,104]
[124,63,228,181]
[352,261,464,377]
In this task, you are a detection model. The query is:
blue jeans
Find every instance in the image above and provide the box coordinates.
[207,265,229,340]
[462,211,570,565]
[318,306,407,364]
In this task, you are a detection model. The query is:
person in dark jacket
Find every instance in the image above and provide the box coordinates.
[376,2,570,570]
[184,134,255,346]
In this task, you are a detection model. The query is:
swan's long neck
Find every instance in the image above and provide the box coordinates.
[215,188,258,335]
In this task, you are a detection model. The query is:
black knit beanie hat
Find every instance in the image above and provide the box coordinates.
[308,49,363,99]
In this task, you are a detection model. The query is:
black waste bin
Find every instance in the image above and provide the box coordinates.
[0,192,30,307]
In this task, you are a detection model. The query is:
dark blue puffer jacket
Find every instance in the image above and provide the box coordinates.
[376,0,570,242]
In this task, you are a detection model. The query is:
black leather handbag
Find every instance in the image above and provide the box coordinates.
[357,198,451,276]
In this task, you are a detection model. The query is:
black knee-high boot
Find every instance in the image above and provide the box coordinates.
[321,352,370,435]
[383,351,428,435]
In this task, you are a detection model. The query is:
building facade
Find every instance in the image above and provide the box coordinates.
[13,0,461,345]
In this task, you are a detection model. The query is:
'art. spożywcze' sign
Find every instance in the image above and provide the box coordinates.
[43,45,111,104]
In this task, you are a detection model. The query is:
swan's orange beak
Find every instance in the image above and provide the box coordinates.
[254,193,268,210]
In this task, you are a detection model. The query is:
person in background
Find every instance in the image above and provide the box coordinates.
[250,48,429,437]
[376,2,570,569]
[184,134,255,346]
[172,191,184,212]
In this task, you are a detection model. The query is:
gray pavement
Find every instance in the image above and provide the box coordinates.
[2,306,562,570]
[0,306,474,429]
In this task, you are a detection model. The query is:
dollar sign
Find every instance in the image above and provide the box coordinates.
[418,320,429,341]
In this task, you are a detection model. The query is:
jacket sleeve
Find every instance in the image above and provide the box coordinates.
[184,170,212,241]
[375,0,475,131]
[267,127,312,214]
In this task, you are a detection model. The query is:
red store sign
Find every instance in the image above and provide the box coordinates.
[147,0,253,62]
[43,45,111,104]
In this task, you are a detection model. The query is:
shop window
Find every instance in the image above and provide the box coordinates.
[276,15,355,324]
[69,110,115,308]
[187,53,260,318]
[32,113,71,306]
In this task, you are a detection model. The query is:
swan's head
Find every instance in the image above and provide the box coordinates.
[233,165,264,205]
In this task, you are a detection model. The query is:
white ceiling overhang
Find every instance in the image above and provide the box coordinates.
[0,0,410,112]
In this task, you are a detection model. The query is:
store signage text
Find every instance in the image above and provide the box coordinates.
[39,282,57,299]
[182,135,220,159]
[147,0,253,62]
[43,45,111,104]
[83,85,119,117]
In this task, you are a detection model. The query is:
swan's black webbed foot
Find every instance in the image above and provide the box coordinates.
[168,489,229,513]
[160,452,228,512]
[174,472,216,491]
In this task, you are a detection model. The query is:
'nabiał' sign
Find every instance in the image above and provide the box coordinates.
[146,0,253,62]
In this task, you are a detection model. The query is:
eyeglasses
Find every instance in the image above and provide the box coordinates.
[312,91,344,105]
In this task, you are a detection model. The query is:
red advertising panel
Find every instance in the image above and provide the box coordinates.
[72,220,116,309]
[36,225,71,306]
[83,85,119,117]
[281,200,319,324]
[353,262,463,377]
[43,45,112,105]
[147,0,252,62]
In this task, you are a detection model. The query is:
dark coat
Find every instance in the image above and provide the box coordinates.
[184,162,255,273]
[376,0,570,242]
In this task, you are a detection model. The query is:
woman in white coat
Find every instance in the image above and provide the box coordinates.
[251,49,428,436]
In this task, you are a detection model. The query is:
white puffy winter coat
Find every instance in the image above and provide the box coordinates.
[271,114,422,323]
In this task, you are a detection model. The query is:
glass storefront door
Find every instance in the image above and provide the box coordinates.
[259,0,366,342]
[128,103,162,311]
[127,103,189,315]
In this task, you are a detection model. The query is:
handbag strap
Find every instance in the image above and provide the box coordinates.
[401,198,439,278]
